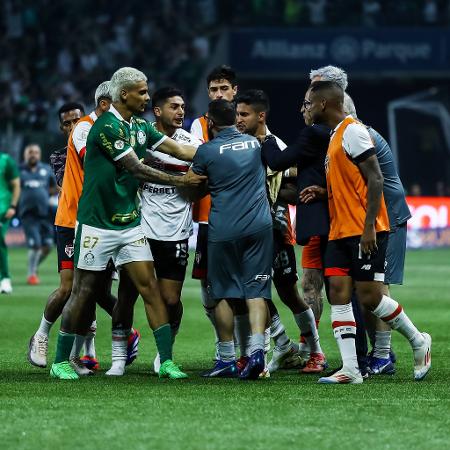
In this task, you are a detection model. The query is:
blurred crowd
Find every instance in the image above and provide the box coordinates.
[1,0,449,134]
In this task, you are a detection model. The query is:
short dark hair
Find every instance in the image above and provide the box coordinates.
[207,65,237,87]
[236,89,270,114]
[208,99,236,127]
[58,102,85,122]
[152,87,184,109]
[309,80,344,97]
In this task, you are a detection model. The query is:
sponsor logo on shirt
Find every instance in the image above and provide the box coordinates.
[254,274,271,281]
[219,139,259,154]
[141,185,177,194]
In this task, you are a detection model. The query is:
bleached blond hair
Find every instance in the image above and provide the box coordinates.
[110,67,147,102]
[343,92,357,118]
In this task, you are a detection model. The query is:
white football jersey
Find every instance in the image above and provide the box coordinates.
[140,127,202,241]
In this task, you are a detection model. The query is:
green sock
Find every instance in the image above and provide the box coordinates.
[0,232,10,279]
[55,331,76,363]
[153,324,173,364]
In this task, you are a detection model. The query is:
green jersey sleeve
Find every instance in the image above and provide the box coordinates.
[96,120,134,161]
[5,155,19,181]
[145,121,167,150]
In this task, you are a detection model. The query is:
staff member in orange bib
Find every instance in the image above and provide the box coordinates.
[300,81,431,385]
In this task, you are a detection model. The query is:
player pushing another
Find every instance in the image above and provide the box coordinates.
[50,67,206,380]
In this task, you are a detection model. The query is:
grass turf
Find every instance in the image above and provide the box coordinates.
[1,247,449,450]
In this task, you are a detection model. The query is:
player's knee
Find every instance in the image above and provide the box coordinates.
[163,294,180,307]
[355,283,383,309]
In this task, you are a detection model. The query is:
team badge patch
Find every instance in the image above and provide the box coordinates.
[84,252,95,266]
[65,244,74,258]
[137,130,146,145]
[114,140,125,150]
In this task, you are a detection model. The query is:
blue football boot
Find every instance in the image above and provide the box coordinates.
[239,349,265,380]
[201,359,238,378]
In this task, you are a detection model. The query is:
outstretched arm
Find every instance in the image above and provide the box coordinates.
[154,138,197,162]
[118,151,206,187]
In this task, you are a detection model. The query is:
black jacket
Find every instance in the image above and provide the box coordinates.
[261,124,331,245]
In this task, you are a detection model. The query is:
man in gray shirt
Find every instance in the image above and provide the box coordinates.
[19,144,57,285]
[191,99,273,380]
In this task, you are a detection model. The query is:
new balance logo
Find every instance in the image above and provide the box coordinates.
[361,264,372,270]
[254,274,271,281]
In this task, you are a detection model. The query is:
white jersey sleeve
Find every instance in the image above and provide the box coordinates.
[72,121,93,157]
[342,123,374,159]
[190,118,205,142]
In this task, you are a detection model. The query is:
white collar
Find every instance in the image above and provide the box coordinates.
[89,111,98,122]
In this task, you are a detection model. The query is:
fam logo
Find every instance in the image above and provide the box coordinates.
[330,36,360,64]
[39,168,47,177]
[84,251,95,266]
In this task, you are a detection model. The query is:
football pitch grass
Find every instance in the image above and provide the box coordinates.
[1,248,449,450]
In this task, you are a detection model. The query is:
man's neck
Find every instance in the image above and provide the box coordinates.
[113,102,133,122]
[211,125,234,138]
[326,111,347,129]
[156,121,176,137]
[255,122,266,137]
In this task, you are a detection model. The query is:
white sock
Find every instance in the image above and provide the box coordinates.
[234,314,251,357]
[372,295,424,349]
[249,333,265,355]
[270,314,290,350]
[84,320,97,358]
[201,285,220,359]
[37,314,53,337]
[106,327,129,376]
[331,303,359,373]
[218,341,235,362]
[373,331,391,359]
[70,335,85,359]
[294,308,322,354]
[264,327,271,354]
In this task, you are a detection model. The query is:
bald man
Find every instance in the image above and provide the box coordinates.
[19,144,57,285]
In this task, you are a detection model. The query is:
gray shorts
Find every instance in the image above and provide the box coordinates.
[385,222,407,285]
[21,215,54,249]
[207,227,273,301]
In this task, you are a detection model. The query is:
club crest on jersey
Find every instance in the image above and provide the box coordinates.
[84,252,95,266]
[65,244,74,258]
[137,130,146,145]
[114,140,125,150]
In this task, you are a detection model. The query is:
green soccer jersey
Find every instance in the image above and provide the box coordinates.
[77,105,167,230]
[0,153,19,215]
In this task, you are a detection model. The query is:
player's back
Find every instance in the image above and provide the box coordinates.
[192,127,271,242]
[368,127,411,226]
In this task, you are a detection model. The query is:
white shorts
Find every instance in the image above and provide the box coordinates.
[75,223,153,271]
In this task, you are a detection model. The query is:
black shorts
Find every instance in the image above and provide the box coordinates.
[324,232,389,282]
[148,238,189,282]
[207,227,273,301]
[56,226,75,272]
[192,223,208,280]
[273,229,298,285]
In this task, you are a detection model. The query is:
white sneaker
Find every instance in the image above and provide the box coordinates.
[28,333,48,368]
[1,278,12,294]
[153,353,161,373]
[413,332,432,381]
[318,368,363,385]
[268,342,304,373]
[70,357,94,376]
[106,360,126,376]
